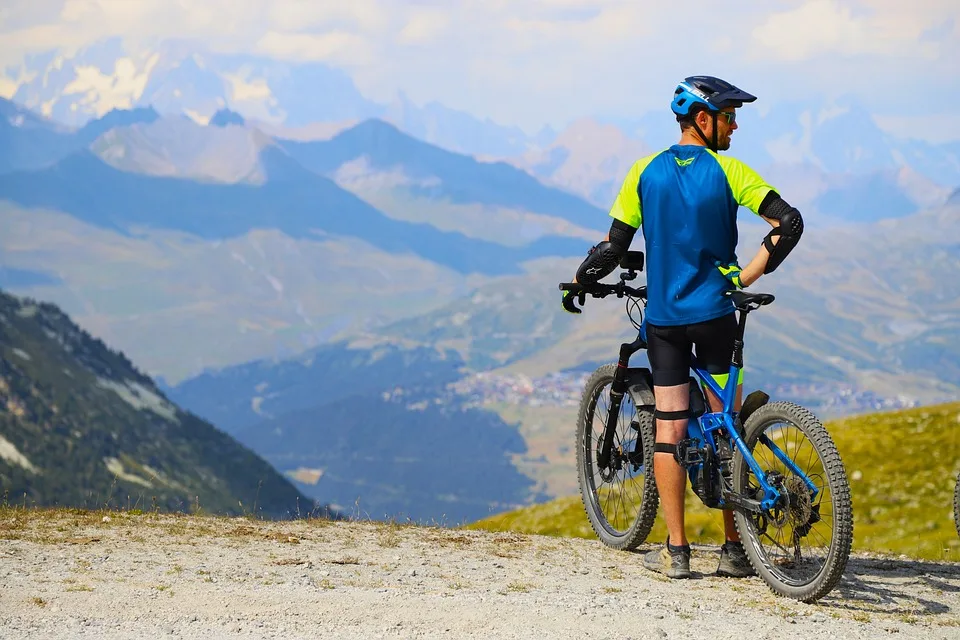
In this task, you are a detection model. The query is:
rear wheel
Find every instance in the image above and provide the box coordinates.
[576,364,658,550]
[732,401,853,602]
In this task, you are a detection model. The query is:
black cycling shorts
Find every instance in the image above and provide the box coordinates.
[646,313,737,387]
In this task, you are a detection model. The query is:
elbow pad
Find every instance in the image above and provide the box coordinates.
[575,219,635,285]
[576,241,624,284]
[762,205,804,274]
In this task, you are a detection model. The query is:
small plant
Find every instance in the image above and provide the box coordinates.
[378,526,400,548]
[606,567,624,580]
[65,584,93,592]
[30,597,47,607]
[506,580,533,593]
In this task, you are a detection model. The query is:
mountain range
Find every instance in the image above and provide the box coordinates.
[2,43,958,523]
[1,92,957,400]
[0,97,605,380]
[4,38,533,156]
[5,37,960,201]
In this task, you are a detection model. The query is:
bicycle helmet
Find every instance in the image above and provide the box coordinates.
[671,76,757,117]
[671,76,756,152]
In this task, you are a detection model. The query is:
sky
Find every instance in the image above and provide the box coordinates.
[1,0,958,138]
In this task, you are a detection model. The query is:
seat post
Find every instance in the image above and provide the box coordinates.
[732,310,749,369]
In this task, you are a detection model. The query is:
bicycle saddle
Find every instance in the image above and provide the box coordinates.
[724,290,775,310]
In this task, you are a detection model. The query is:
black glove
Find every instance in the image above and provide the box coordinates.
[561,289,584,314]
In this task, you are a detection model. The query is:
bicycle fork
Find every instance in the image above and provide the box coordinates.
[597,336,646,472]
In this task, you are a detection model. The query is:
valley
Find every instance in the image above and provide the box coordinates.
[1,47,958,526]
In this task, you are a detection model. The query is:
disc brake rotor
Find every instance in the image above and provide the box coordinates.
[595,434,622,483]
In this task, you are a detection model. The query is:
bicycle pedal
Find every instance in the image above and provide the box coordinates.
[675,439,703,466]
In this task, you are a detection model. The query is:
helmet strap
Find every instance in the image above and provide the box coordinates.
[712,112,719,152]
[690,113,719,152]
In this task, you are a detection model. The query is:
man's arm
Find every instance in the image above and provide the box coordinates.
[712,155,804,287]
[573,219,637,285]
[739,193,804,286]
[569,160,644,285]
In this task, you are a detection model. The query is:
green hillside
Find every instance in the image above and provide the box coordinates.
[0,289,315,517]
[468,401,960,561]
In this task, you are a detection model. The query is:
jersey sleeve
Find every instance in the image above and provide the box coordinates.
[608,160,643,228]
[711,153,777,215]
[609,153,663,228]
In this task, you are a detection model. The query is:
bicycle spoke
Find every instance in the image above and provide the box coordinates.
[746,418,840,587]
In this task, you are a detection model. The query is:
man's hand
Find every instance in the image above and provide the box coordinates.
[716,261,745,289]
[561,289,583,314]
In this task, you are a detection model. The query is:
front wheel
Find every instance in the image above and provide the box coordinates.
[732,401,853,602]
[576,364,658,550]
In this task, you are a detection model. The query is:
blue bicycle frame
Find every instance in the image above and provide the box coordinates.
[690,358,820,511]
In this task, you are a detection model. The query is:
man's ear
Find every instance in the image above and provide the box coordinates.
[696,109,712,130]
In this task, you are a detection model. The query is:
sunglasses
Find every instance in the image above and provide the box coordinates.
[716,111,737,124]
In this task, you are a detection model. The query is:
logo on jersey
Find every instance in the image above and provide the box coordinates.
[675,157,695,167]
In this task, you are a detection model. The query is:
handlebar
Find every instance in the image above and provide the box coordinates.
[559,281,647,300]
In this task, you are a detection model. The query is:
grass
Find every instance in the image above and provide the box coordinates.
[505,580,533,593]
[3,401,957,565]
[468,401,960,562]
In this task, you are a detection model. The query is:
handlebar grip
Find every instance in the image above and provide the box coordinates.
[559,283,583,292]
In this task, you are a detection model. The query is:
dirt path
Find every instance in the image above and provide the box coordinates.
[1,510,958,639]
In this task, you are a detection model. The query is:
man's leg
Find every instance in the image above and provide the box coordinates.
[692,313,756,577]
[644,322,694,578]
[653,383,691,546]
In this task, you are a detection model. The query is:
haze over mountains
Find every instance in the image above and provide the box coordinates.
[5,38,959,203]
[1,36,958,521]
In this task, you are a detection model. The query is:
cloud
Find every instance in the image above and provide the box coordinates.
[0,0,957,131]
[256,31,376,66]
[751,0,957,61]
[397,9,450,45]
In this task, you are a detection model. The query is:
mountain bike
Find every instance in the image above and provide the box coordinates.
[559,252,853,602]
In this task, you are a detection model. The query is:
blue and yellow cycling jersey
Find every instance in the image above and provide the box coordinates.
[610,144,775,326]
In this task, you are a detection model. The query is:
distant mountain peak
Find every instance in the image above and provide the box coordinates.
[352,117,404,135]
[77,106,160,144]
[209,108,245,128]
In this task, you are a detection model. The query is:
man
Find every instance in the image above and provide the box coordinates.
[562,76,804,579]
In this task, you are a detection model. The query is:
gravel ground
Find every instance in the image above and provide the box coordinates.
[1,510,958,640]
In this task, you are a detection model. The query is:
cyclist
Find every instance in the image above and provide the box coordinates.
[562,76,804,579]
